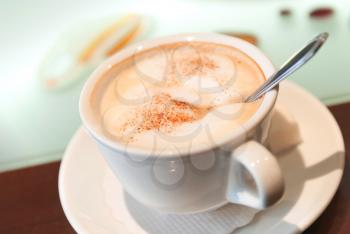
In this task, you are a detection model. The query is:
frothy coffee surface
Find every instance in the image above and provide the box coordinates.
[90,42,265,152]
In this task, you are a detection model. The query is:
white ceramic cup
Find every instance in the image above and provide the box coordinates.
[79,33,284,214]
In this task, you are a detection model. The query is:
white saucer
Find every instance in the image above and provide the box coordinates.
[59,81,345,234]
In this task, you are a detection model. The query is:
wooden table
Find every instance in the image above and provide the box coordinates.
[0,104,349,234]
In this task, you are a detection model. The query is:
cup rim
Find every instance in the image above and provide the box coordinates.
[79,32,278,158]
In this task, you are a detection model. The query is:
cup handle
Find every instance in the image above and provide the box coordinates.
[226,140,284,209]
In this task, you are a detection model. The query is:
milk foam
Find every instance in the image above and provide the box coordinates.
[93,42,265,152]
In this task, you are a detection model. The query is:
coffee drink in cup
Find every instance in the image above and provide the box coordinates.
[88,42,265,153]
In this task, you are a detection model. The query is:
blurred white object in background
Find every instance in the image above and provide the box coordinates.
[38,14,146,91]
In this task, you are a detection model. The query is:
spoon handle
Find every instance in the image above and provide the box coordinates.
[245,32,329,103]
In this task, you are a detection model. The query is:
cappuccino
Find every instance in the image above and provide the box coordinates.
[90,42,265,152]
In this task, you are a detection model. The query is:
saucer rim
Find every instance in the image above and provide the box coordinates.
[59,128,88,234]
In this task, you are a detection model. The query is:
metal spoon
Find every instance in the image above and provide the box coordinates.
[245,32,329,103]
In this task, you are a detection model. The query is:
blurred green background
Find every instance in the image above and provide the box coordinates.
[0,0,349,171]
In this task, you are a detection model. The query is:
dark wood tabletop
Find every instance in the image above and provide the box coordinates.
[0,103,349,234]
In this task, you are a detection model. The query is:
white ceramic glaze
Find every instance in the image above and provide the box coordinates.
[79,33,283,213]
[228,141,284,208]
[59,81,345,234]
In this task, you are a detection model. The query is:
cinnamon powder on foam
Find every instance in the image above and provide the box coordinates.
[118,54,218,138]
[120,93,210,136]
